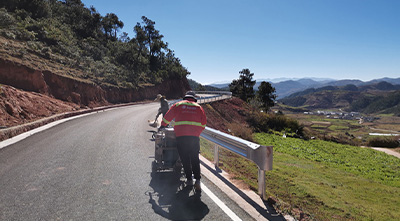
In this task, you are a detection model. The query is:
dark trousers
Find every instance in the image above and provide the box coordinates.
[176,136,201,180]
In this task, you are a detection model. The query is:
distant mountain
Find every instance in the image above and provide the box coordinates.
[321,79,364,87]
[188,79,224,91]
[269,77,400,98]
[205,77,400,99]
[270,79,324,98]
[208,83,230,89]
[279,81,400,115]
[257,77,334,83]
[365,78,400,85]
[209,77,333,97]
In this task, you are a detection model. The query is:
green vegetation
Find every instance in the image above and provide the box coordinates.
[255,133,399,186]
[284,111,400,147]
[368,136,400,148]
[0,0,189,89]
[188,79,223,91]
[201,133,400,220]
[229,68,277,112]
[257,81,276,111]
[247,111,304,137]
[229,68,256,102]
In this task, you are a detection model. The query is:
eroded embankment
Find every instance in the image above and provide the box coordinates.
[0,58,190,140]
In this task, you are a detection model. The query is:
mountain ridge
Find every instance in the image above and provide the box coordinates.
[203,77,400,98]
[278,82,400,115]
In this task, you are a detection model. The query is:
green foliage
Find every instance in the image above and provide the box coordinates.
[227,122,254,141]
[229,68,256,101]
[188,79,222,91]
[342,84,358,91]
[248,111,303,136]
[201,133,400,219]
[367,136,399,148]
[102,13,123,40]
[0,8,16,28]
[254,133,400,187]
[350,91,400,114]
[0,0,189,89]
[256,81,276,111]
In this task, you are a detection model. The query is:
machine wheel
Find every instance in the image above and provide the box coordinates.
[151,161,158,172]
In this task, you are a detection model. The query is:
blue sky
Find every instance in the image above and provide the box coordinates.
[81,0,400,85]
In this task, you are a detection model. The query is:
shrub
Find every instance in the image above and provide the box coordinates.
[227,122,253,141]
[0,8,16,28]
[367,136,399,148]
[248,111,304,137]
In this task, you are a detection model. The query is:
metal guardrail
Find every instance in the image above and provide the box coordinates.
[194,91,233,95]
[200,127,273,200]
[193,91,232,104]
[168,91,231,105]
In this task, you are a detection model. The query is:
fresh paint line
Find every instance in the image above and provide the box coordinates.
[0,112,94,149]
[0,106,134,150]
[201,182,242,221]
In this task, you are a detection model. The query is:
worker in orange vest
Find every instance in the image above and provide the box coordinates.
[160,91,207,191]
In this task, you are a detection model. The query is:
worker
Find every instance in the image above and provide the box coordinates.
[154,94,169,122]
[159,91,207,191]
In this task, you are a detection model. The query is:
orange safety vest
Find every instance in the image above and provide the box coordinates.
[161,99,207,137]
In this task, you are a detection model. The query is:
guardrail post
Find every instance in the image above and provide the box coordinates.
[258,169,266,200]
[214,144,219,167]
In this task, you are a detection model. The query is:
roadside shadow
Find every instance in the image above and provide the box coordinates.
[148,171,209,220]
[201,161,285,220]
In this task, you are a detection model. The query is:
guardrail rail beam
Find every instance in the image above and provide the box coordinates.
[200,127,273,200]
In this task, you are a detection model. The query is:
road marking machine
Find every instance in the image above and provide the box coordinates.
[152,128,182,173]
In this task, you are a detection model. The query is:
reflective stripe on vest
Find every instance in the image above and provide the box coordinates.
[175,121,206,128]
[175,101,200,107]
[162,117,170,124]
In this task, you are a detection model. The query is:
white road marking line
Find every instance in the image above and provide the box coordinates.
[0,113,94,149]
[201,182,242,221]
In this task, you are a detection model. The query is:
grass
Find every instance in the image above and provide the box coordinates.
[328,125,349,130]
[200,134,400,220]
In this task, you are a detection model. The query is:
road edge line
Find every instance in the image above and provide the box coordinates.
[199,155,273,221]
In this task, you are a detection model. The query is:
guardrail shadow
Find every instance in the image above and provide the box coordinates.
[147,171,209,220]
[201,161,285,221]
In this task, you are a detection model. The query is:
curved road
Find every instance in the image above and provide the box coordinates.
[0,103,254,220]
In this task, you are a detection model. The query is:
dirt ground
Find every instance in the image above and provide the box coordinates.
[0,85,80,128]
[0,84,249,139]
[201,97,250,133]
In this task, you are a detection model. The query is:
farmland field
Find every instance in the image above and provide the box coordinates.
[286,112,400,148]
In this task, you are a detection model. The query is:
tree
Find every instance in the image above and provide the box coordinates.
[102,13,124,39]
[133,16,173,81]
[134,16,167,58]
[141,16,167,57]
[229,68,256,101]
[257,81,276,111]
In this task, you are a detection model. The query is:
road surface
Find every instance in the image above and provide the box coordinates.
[0,102,258,220]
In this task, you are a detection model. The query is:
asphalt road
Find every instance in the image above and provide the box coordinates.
[0,103,253,220]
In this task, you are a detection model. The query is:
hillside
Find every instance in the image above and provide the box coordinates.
[0,1,190,88]
[0,1,194,132]
[279,82,400,115]
[0,0,194,139]
[0,1,191,101]
[187,79,223,91]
